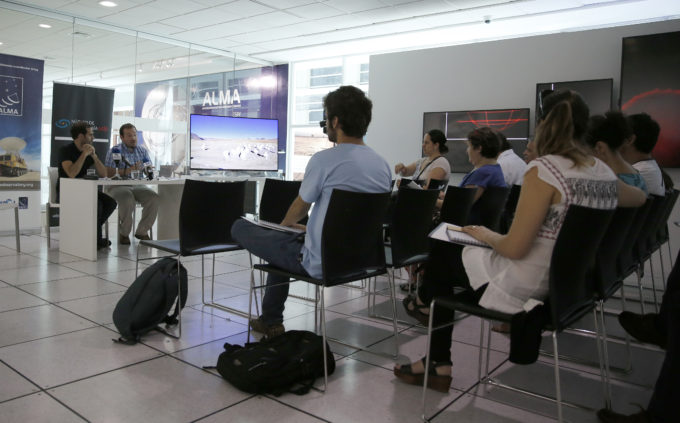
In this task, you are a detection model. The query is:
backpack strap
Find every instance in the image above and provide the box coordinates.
[113,336,139,345]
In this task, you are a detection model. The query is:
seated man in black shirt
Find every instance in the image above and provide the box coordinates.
[58,122,117,249]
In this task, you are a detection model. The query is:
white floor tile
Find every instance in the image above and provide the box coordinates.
[0,254,45,271]
[0,304,96,348]
[0,392,83,422]
[0,326,162,389]
[57,292,123,325]
[62,258,139,275]
[49,356,250,423]
[0,286,47,312]
[19,275,126,303]
[200,396,326,423]
[0,264,86,286]
[0,362,39,402]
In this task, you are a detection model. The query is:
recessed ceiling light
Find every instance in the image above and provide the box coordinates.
[38,23,52,29]
[99,1,118,7]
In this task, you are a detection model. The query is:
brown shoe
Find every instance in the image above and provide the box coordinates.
[249,316,285,338]
[118,234,130,245]
[134,233,151,241]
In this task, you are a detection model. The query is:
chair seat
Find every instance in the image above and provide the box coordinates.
[140,239,241,256]
[253,263,387,287]
[384,245,428,268]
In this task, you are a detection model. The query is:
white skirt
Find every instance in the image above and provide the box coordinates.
[461,237,555,314]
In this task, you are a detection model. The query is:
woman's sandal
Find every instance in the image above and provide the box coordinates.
[403,295,431,326]
[393,357,452,393]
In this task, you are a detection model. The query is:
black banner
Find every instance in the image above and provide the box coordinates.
[50,82,114,167]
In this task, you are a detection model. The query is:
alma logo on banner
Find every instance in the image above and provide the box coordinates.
[202,89,241,108]
[0,75,23,116]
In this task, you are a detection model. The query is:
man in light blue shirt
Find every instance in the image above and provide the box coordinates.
[231,86,391,337]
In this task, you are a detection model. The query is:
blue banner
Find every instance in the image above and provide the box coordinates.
[0,53,43,191]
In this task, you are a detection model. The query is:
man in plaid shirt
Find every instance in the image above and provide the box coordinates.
[104,123,159,245]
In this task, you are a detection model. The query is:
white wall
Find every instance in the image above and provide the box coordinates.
[367,19,680,170]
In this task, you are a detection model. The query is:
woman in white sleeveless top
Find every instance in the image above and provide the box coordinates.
[394,90,647,392]
[394,129,451,190]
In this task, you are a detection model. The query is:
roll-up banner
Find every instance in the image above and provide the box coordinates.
[50,82,114,167]
[0,53,44,232]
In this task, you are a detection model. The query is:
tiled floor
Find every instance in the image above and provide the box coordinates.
[0,225,672,423]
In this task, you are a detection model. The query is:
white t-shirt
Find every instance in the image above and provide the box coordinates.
[633,159,665,196]
[497,149,527,186]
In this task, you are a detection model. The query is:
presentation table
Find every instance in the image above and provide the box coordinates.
[59,178,185,261]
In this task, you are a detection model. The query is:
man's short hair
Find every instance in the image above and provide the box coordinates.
[496,131,512,151]
[323,86,372,138]
[70,121,91,140]
[119,123,137,139]
[627,113,660,154]
[468,127,501,158]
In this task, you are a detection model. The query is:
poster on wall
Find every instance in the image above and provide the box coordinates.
[0,53,43,232]
[50,82,114,167]
[134,64,289,172]
[620,31,680,168]
[0,53,43,191]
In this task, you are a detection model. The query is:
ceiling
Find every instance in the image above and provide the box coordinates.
[0,0,679,97]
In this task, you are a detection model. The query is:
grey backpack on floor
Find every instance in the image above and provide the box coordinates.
[112,258,188,344]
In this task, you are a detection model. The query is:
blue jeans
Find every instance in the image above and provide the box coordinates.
[231,219,309,325]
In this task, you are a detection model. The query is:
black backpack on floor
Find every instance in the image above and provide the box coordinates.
[112,258,188,344]
[212,330,335,396]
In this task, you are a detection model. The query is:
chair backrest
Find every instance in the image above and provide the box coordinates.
[655,189,679,245]
[179,180,245,255]
[499,184,522,234]
[389,187,439,266]
[617,198,653,276]
[633,194,666,261]
[427,178,448,191]
[48,166,59,205]
[593,206,638,299]
[258,179,304,224]
[470,186,510,231]
[439,186,477,226]
[549,205,614,330]
[320,189,391,286]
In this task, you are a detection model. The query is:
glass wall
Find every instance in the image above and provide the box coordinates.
[0,3,269,205]
[289,55,369,180]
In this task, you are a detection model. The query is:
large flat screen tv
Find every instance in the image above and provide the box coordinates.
[189,114,279,171]
[535,79,613,124]
[423,108,529,172]
[620,31,680,168]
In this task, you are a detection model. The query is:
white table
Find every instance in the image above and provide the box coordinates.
[0,202,20,252]
[60,178,185,261]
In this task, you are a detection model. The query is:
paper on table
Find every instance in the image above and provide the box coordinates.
[243,216,305,234]
[428,222,491,248]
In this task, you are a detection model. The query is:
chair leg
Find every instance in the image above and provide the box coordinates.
[592,306,610,410]
[14,205,20,252]
[135,246,140,277]
[658,249,667,293]
[247,266,255,343]
[421,299,437,423]
[649,258,660,313]
[552,331,563,423]
[320,285,328,392]
[619,292,633,373]
[176,256,183,339]
[667,240,674,268]
[477,318,485,383]
[599,302,613,409]
[387,269,399,358]
[636,266,646,314]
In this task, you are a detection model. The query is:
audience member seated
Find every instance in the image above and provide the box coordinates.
[231,86,391,338]
[58,122,117,250]
[395,129,451,190]
[620,112,666,196]
[585,111,648,194]
[394,89,646,392]
[598,249,680,423]
[496,132,527,186]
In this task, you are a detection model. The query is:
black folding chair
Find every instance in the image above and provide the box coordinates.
[258,178,305,224]
[135,179,246,338]
[427,178,448,191]
[499,184,522,234]
[420,205,614,422]
[439,186,476,226]
[369,187,439,319]
[470,185,510,231]
[249,189,392,391]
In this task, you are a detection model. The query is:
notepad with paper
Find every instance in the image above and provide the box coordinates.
[428,222,491,248]
[243,217,305,234]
